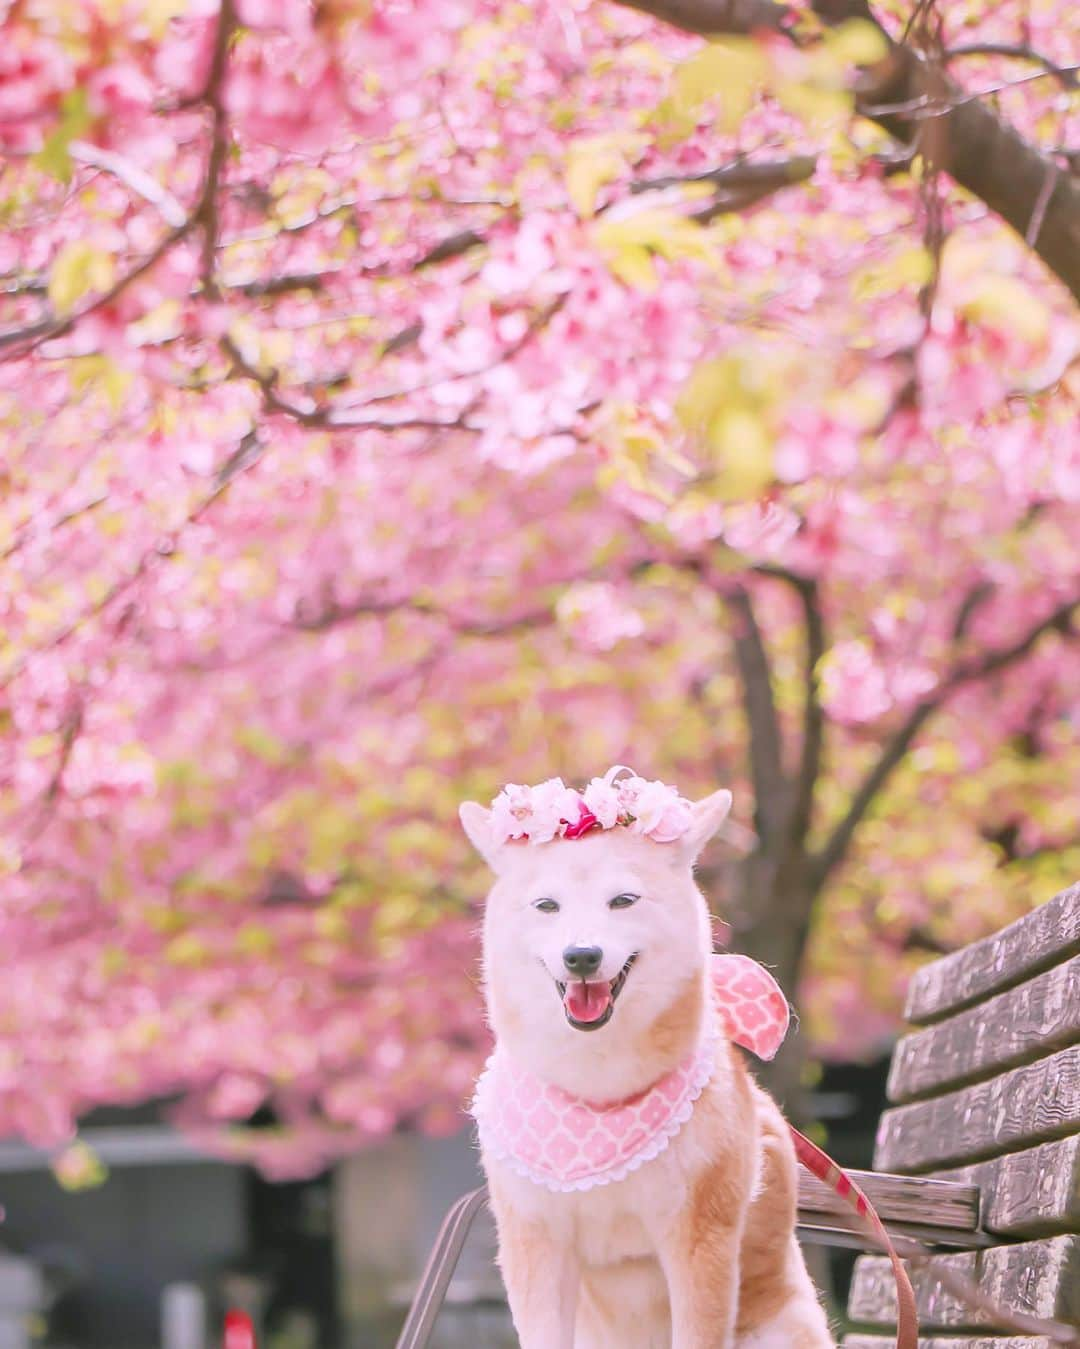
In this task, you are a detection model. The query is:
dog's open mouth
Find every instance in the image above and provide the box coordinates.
[557,954,638,1032]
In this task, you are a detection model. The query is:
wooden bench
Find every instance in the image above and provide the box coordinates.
[844,880,1080,1346]
[394,882,1079,1348]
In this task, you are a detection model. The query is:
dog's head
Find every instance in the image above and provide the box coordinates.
[460,783,731,1090]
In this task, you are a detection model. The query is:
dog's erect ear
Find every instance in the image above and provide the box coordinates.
[680,788,733,861]
[459,801,504,872]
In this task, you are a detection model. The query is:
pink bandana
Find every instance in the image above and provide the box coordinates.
[471,953,790,1193]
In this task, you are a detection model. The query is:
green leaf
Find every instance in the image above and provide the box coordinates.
[32,89,92,184]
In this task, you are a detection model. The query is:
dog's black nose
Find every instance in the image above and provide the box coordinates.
[563,945,603,976]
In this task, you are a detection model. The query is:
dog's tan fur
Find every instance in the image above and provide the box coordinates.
[461,789,835,1348]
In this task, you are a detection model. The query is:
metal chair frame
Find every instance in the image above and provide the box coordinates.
[393,1178,987,1349]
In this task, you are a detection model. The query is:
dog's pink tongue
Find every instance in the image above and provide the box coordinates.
[565,981,612,1023]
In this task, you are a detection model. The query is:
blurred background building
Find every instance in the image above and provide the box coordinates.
[0,1060,887,1349]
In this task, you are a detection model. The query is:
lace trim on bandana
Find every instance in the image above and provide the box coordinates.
[471,1020,719,1194]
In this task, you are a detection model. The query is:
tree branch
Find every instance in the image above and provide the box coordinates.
[194,0,236,293]
[0,0,237,362]
[723,585,788,846]
[945,43,1079,90]
[220,332,484,432]
[0,442,266,693]
[811,591,1079,887]
[287,594,554,638]
[625,154,818,218]
[612,0,1080,303]
[22,698,84,843]
[221,294,567,432]
[0,224,189,361]
[754,566,826,853]
[614,0,792,35]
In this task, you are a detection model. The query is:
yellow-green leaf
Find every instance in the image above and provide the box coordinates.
[53,1142,108,1192]
[774,80,852,131]
[564,134,647,218]
[672,40,767,131]
[48,243,116,315]
[960,276,1050,345]
[826,18,890,66]
[675,357,738,431]
[708,408,775,500]
[32,89,91,184]
[592,208,712,290]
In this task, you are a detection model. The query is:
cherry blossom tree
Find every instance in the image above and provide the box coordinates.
[0,0,1077,1176]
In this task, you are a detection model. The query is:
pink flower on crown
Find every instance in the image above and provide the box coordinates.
[527,778,584,843]
[582,777,621,829]
[484,766,704,846]
[612,774,645,817]
[563,801,599,839]
[631,780,693,843]
[491,778,581,843]
[489,783,534,841]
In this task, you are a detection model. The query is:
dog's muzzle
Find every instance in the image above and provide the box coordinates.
[556,953,638,1032]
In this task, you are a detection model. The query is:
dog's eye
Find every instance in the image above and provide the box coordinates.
[533,898,560,914]
[609,893,640,910]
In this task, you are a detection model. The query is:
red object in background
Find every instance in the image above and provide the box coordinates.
[224,1309,255,1349]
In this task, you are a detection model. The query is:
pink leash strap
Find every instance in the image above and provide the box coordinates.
[788,1126,919,1349]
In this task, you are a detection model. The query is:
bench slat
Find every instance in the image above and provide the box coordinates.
[888,955,1080,1104]
[848,1236,1080,1331]
[844,1338,1057,1348]
[934,1136,1080,1238]
[799,1170,978,1231]
[905,884,1080,1026]
[875,1044,1080,1172]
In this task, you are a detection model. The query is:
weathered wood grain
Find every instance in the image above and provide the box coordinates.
[889,955,1080,1103]
[905,883,1080,1025]
[875,1044,1080,1173]
[848,1236,1080,1330]
[844,1338,1056,1348]
[844,1338,1056,1349]
[934,1136,1080,1237]
[799,1169,978,1230]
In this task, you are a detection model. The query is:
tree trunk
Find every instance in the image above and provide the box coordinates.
[724,850,818,1122]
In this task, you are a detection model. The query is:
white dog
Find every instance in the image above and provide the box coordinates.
[460,769,835,1349]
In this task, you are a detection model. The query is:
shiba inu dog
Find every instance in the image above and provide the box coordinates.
[460,769,835,1349]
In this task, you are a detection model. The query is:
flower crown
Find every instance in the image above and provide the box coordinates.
[489,765,693,846]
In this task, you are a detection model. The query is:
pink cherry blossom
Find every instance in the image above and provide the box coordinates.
[557,582,645,651]
[819,641,893,725]
[0,0,1074,1176]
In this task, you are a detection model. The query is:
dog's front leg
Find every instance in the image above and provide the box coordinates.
[652,1166,745,1349]
[659,1225,740,1349]
[495,1211,578,1349]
